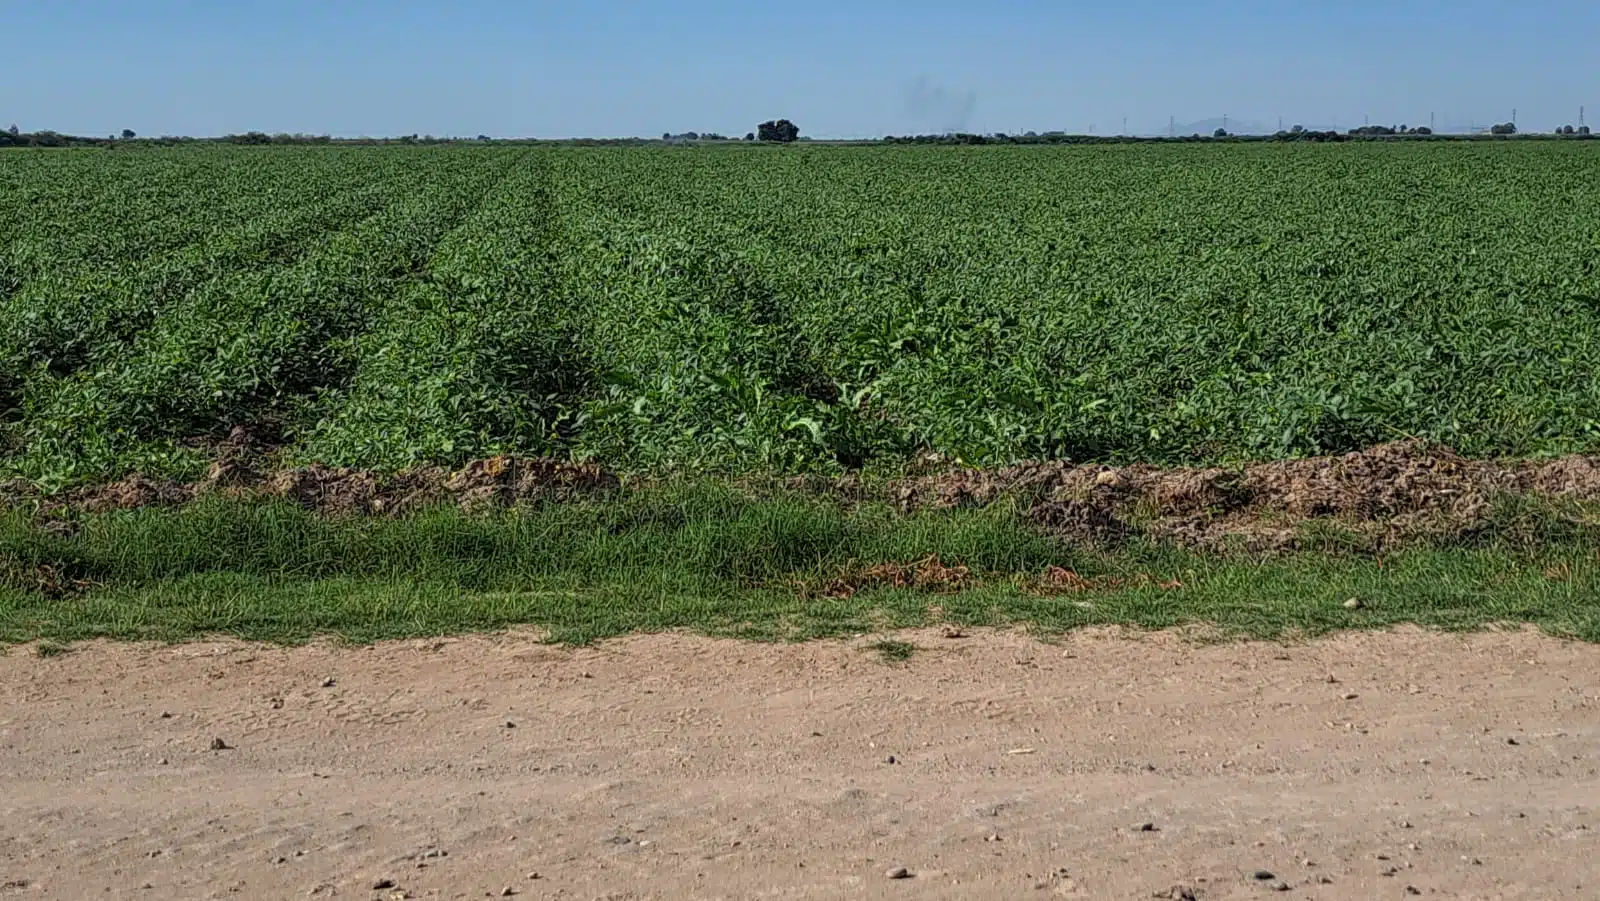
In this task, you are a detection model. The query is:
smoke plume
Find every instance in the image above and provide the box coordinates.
[904,76,977,134]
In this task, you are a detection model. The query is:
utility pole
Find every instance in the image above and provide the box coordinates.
[1512,108,1517,128]
[1580,106,1586,128]
[1430,111,1435,131]
[1223,113,1228,132]
[1278,115,1283,132]
[1122,116,1127,136]
[1169,115,1175,137]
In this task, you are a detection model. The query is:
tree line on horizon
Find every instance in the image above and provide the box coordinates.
[2,116,1593,149]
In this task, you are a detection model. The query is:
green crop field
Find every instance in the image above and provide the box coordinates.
[3,141,1599,488]
[6,140,1600,646]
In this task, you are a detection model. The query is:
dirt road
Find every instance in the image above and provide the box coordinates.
[2,627,1597,900]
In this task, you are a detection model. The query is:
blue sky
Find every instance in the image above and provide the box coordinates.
[4,1,1597,138]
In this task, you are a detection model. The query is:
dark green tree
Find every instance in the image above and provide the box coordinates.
[757,119,800,142]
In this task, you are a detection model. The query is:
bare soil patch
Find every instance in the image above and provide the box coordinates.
[898,440,1600,550]
[2,628,1597,899]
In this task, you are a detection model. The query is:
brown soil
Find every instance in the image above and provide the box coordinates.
[821,556,975,599]
[30,455,620,518]
[11,440,1600,552]
[897,440,1600,551]
[3,628,1597,900]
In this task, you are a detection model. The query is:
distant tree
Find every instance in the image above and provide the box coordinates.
[1413,126,1432,135]
[121,129,136,140]
[477,134,491,141]
[1212,127,1228,138]
[6,124,18,136]
[1291,124,1305,134]
[1490,122,1517,135]
[757,119,800,142]
[744,132,755,141]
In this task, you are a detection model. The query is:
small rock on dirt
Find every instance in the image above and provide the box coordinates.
[501,887,517,897]
[320,677,336,688]
[1137,822,1158,832]
[1159,887,1198,901]
[371,878,396,890]
[1094,470,1126,488]
[1253,871,1276,881]
[1272,882,1291,892]
[208,737,230,751]
[886,867,912,879]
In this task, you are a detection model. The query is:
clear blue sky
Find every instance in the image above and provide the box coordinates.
[4,0,1596,138]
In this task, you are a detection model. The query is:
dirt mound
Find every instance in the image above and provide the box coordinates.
[266,456,618,515]
[14,441,1600,553]
[70,474,199,514]
[897,440,1600,551]
[46,455,619,518]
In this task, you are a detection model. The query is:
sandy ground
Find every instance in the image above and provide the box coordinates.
[2,628,1598,901]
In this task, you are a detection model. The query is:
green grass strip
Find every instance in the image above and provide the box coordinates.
[3,483,1598,646]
